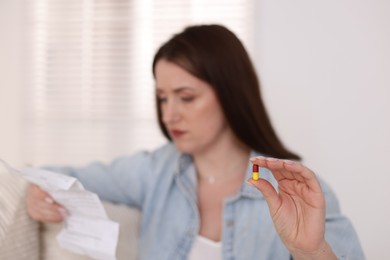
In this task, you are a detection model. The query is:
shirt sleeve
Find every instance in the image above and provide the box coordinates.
[320,179,366,259]
[43,151,153,209]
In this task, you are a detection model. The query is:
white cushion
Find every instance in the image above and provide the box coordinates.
[0,173,40,260]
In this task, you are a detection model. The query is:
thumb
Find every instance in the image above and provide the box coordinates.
[247,178,281,213]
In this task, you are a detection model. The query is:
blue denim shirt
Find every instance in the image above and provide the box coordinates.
[48,143,365,260]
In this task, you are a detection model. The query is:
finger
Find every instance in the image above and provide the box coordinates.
[27,185,67,222]
[29,184,49,198]
[250,156,267,168]
[28,205,60,222]
[250,156,286,172]
[38,207,64,222]
[247,178,281,214]
[265,158,296,181]
[282,160,322,192]
[251,157,317,188]
[250,157,295,184]
[29,200,66,222]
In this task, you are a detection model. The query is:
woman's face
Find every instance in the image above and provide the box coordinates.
[155,59,230,155]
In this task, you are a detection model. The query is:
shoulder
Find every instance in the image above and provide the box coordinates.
[106,142,181,198]
[149,142,181,161]
[109,143,182,189]
[109,142,179,169]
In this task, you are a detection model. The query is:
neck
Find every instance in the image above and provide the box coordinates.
[192,133,250,184]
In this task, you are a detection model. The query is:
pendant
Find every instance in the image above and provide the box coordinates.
[207,176,216,184]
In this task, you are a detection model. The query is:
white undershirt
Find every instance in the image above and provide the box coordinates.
[188,235,222,260]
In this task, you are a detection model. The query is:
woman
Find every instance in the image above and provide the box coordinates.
[27,24,364,259]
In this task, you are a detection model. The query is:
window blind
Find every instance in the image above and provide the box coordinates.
[23,0,255,166]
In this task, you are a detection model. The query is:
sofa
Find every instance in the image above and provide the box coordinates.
[0,172,141,260]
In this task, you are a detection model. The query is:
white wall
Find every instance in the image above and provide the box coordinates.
[255,1,390,258]
[0,0,23,167]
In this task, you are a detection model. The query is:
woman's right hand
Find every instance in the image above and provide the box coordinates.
[26,184,66,223]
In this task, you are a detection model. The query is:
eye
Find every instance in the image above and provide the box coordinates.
[157,96,167,104]
[181,96,195,103]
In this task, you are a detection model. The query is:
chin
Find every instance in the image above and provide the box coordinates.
[173,141,197,154]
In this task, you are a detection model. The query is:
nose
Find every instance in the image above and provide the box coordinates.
[161,98,181,125]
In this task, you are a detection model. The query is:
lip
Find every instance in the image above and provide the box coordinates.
[170,129,186,138]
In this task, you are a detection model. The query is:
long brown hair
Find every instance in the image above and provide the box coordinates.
[152,24,300,160]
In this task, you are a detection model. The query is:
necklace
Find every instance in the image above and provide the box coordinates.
[206,176,216,184]
[203,174,233,184]
[199,166,247,185]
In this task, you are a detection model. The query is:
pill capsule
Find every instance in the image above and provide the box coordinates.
[252,164,259,181]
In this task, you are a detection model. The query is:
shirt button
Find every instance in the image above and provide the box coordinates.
[226,220,234,227]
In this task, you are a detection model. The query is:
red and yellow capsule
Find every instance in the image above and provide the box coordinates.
[252,164,259,181]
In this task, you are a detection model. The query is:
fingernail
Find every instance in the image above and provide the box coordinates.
[58,208,67,218]
[246,179,255,186]
[283,159,296,165]
[266,157,278,162]
[45,197,54,204]
[250,156,265,162]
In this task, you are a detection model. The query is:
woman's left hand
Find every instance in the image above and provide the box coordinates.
[247,157,336,259]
